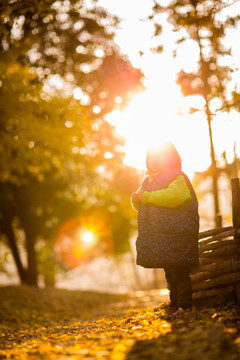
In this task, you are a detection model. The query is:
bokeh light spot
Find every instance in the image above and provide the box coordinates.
[56,210,114,268]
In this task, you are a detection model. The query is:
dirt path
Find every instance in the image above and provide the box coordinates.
[0,286,240,359]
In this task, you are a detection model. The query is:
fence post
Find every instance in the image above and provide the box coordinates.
[216,213,222,228]
[231,178,240,230]
[231,178,240,305]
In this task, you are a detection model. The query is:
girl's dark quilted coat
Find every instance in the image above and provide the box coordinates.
[136,168,199,268]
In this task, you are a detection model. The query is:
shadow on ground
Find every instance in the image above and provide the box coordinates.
[126,306,240,360]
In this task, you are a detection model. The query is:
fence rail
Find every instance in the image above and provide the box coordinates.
[191,178,240,305]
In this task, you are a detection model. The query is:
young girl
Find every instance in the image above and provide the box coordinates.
[131,142,199,310]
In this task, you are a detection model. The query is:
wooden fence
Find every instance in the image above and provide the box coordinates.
[191,178,240,305]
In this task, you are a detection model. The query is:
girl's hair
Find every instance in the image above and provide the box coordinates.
[146,142,182,172]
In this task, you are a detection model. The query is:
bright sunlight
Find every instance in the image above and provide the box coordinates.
[102,0,240,180]
[82,231,94,244]
[106,67,210,179]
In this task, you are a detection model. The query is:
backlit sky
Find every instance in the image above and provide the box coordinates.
[98,0,240,179]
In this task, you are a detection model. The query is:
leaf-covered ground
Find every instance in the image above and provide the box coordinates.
[0,286,240,359]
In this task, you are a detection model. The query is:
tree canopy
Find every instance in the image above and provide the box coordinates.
[150,0,240,224]
[0,0,143,285]
[0,0,143,116]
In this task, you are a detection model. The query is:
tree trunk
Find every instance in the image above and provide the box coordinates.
[206,100,220,226]
[2,215,27,284]
[196,25,220,227]
[25,229,38,286]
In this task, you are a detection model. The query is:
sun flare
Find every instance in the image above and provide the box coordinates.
[82,231,94,244]
[106,75,210,179]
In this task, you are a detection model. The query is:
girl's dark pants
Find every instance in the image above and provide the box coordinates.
[164,266,192,309]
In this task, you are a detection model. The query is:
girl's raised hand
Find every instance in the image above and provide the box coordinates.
[131,191,143,202]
